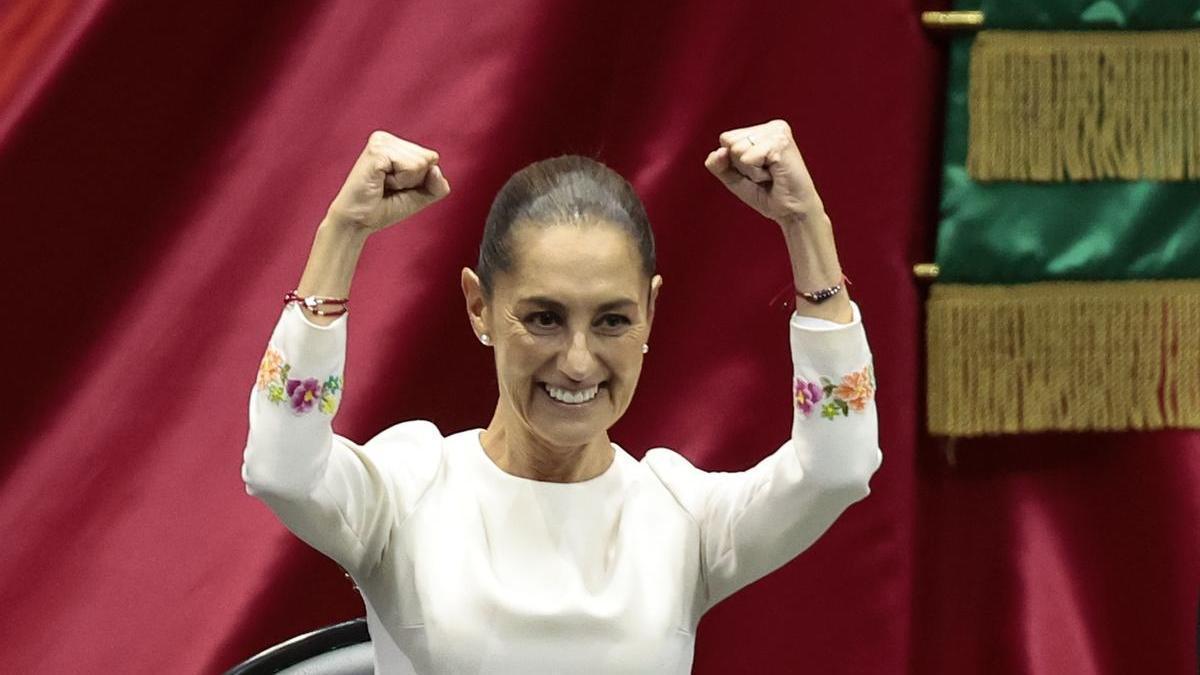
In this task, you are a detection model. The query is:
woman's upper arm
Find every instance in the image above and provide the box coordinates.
[245,422,444,579]
[241,303,443,578]
[646,301,881,611]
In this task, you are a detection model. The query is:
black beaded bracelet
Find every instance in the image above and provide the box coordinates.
[797,274,851,304]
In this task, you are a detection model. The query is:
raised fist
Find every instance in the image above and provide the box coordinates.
[325,130,451,233]
[704,119,824,226]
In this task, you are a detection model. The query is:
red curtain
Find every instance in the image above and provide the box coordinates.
[1,1,1195,673]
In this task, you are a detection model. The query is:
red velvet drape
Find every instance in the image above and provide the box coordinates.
[1,1,1195,673]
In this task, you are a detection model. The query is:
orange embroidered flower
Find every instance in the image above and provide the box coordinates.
[256,346,284,391]
[833,365,874,412]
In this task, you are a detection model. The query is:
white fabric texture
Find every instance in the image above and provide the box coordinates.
[243,301,881,674]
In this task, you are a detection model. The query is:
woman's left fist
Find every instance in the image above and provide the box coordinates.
[704,119,824,226]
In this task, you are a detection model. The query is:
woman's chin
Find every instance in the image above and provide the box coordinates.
[525,387,614,447]
[530,420,605,449]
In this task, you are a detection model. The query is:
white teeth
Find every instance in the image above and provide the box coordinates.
[544,383,599,404]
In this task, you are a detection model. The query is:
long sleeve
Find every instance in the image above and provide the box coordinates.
[645,301,881,612]
[241,303,443,579]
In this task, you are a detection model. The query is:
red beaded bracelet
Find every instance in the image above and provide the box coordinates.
[284,290,349,317]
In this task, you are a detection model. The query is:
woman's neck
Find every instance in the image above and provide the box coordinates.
[480,406,614,483]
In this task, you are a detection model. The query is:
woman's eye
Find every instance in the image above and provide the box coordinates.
[526,311,560,329]
[597,314,632,330]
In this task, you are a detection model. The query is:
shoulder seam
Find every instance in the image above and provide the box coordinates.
[644,450,713,608]
[393,428,447,534]
[363,421,446,580]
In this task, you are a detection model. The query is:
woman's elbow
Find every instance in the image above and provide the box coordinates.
[822,445,881,504]
[241,447,278,498]
[240,442,309,500]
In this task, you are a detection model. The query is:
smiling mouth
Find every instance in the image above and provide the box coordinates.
[543,382,603,405]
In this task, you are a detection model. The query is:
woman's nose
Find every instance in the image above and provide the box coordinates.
[560,330,595,381]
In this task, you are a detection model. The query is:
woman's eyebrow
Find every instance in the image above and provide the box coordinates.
[518,296,638,313]
[596,298,638,313]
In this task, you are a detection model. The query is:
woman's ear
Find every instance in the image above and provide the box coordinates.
[461,268,489,339]
[646,274,663,331]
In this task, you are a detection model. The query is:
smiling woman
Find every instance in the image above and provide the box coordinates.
[242,124,881,673]
[462,158,661,483]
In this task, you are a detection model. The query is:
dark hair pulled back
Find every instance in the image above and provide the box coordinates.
[477,155,655,298]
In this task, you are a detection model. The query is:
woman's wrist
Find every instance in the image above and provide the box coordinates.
[773,198,826,231]
[293,219,370,326]
[794,291,853,323]
[316,216,372,248]
[777,209,854,323]
[779,212,841,284]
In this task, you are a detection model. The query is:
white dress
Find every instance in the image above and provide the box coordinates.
[243,301,881,674]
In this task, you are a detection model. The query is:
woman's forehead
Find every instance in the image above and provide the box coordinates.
[501,223,646,302]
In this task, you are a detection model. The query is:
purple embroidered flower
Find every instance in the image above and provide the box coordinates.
[793,377,823,416]
[286,377,324,414]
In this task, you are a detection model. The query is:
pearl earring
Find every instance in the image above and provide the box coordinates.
[641,344,649,354]
[480,333,492,346]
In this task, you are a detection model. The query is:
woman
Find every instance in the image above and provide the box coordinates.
[243,119,881,673]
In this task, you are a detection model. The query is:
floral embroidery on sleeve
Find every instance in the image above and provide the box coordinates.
[794,363,874,420]
[256,345,343,415]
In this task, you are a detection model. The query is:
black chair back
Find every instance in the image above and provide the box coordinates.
[224,618,372,674]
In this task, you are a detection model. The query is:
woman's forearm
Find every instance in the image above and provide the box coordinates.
[779,210,853,324]
[294,218,371,326]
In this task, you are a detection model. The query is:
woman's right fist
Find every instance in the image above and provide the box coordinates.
[325,131,451,233]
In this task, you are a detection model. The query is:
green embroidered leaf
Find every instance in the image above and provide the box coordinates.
[267,382,285,403]
[836,399,849,416]
[323,375,342,394]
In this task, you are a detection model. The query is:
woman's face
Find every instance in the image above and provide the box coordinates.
[466,220,661,450]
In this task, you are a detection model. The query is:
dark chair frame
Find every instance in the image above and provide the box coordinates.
[224,618,370,675]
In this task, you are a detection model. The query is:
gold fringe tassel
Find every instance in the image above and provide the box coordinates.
[926,280,1200,436]
[968,30,1200,182]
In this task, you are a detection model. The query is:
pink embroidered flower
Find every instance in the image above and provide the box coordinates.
[256,347,284,391]
[287,377,323,414]
[833,366,874,412]
[793,377,823,416]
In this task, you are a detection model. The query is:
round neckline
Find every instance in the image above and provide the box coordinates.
[470,429,624,488]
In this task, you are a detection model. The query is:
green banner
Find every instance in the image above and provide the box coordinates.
[972,0,1200,30]
[935,1,1200,283]
[927,1,1200,436]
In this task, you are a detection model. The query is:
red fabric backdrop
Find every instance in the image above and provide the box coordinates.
[1,1,1195,673]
